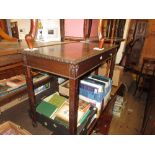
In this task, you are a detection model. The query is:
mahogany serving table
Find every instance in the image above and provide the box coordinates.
[22,42,119,134]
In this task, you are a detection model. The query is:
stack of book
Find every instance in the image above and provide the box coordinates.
[79,74,112,117]
[112,95,124,117]
[36,92,96,133]
[6,75,26,88]
[0,73,50,97]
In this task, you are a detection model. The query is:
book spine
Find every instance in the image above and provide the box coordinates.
[91,75,110,82]
[83,77,105,91]
[80,83,98,93]
[80,80,103,92]
[78,110,91,126]
[79,95,98,104]
[88,76,109,88]
[79,88,104,103]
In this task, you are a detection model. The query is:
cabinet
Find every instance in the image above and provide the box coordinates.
[23,42,119,134]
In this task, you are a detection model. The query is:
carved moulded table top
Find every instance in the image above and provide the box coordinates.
[22,42,118,65]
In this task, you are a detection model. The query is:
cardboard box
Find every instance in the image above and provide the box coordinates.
[0,121,31,135]
[99,64,124,86]
[112,65,124,86]
[59,80,69,97]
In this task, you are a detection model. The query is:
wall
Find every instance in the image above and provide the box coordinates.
[115,19,131,64]
[65,19,84,38]
[11,19,30,40]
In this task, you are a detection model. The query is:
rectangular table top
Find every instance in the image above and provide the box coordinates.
[22,42,118,65]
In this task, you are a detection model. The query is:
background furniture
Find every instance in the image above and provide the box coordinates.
[134,57,155,96]
[126,20,148,67]
[141,74,155,134]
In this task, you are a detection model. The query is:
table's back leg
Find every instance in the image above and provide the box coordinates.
[24,65,37,126]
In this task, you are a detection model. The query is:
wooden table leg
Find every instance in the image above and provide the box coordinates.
[24,65,37,126]
[94,68,99,75]
[69,79,79,135]
[109,54,116,79]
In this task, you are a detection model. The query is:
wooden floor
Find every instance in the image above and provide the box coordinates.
[109,73,146,135]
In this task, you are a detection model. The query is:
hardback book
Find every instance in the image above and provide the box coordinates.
[80,83,98,94]
[34,83,50,95]
[6,75,26,88]
[44,92,67,108]
[79,88,105,104]
[88,75,111,88]
[90,75,111,83]
[80,77,105,92]
[78,99,91,113]
[54,100,92,128]
[36,101,57,118]
[43,92,67,119]
[55,101,85,123]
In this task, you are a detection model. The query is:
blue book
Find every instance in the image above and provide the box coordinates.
[81,77,105,92]
[80,83,98,94]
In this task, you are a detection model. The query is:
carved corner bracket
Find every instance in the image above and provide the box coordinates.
[69,64,79,78]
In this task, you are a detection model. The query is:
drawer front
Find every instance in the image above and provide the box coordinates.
[0,54,22,67]
[36,112,69,135]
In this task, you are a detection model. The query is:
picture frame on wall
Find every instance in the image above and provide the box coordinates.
[36,19,61,42]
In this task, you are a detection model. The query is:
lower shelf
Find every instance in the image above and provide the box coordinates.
[36,107,97,135]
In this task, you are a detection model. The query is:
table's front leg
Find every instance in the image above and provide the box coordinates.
[24,65,37,126]
[69,78,79,135]
[109,53,117,79]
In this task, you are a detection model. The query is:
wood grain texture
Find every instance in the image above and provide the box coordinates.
[25,19,38,49]
[140,20,155,63]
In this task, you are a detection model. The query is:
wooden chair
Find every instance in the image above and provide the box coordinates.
[134,57,155,96]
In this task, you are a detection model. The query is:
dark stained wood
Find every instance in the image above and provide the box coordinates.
[23,42,118,79]
[69,79,79,134]
[60,19,65,41]
[95,83,125,134]
[83,19,92,40]
[25,19,38,49]
[0,64,23,80]
[23,42,119,134]
[110,19,116,44]
[23,56,37,124]
[0,53,22,67]
[109,53,117,79]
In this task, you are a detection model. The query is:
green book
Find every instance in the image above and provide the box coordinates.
[44,93,66,108]
[78,110,91,126]
[36,101,57,118]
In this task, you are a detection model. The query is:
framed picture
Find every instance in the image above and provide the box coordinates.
[36,19,61,42]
